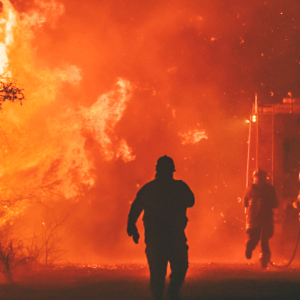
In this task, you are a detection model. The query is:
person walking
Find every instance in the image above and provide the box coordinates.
[244,169,278,268]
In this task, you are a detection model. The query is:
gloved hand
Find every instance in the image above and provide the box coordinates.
[132,231,140,244]
[127,222,139,244]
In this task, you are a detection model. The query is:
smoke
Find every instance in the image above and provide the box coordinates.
[1,0,297,265]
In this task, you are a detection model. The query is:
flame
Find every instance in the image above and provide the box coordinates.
[116,139,136,162]
[0,1,135,230]
[81,78,134,161]
[179,129,208,145]
[0,0,16,76]
[19,0,64,29]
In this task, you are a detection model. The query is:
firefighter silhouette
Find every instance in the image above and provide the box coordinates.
[244,169,278,268]
[127,155,195,300]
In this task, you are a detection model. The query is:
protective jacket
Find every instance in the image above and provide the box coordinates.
[127,177,195,245]
[244,183,278,230]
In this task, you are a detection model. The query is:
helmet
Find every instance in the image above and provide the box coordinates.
[156,155,176,173]
[252,169,267,179]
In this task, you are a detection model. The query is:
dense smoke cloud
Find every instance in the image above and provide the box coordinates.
[1,0,299,264]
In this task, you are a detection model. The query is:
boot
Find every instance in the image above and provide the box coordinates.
[167,288,181,300]
[260,252,271,269]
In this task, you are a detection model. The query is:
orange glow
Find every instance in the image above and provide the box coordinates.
[116,140,136,162]
[0,1,16,76]
[179,129,208,145]
[0,0,252,267]
[81,78,134,161]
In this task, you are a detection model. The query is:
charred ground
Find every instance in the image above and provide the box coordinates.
[1,263,300,300]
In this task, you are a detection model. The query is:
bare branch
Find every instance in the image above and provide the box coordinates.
[0,78,25,110]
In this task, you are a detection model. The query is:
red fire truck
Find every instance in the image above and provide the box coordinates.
[246,95,300,224]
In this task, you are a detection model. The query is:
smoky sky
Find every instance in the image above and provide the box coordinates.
[10,0,300,106]
[6,0,300,263]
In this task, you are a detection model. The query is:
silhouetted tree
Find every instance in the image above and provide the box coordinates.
[0,78,24,110]
[0,78,28,282]
[0,182,70,282]
[27,213,69,266]
[0,240,33,283]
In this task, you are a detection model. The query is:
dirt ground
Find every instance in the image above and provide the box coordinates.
[1,262,300,300]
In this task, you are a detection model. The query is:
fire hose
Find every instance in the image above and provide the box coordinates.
[268,226,300,268]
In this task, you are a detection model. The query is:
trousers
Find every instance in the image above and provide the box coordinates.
[246,224,274,260]
[145,241,188,300]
